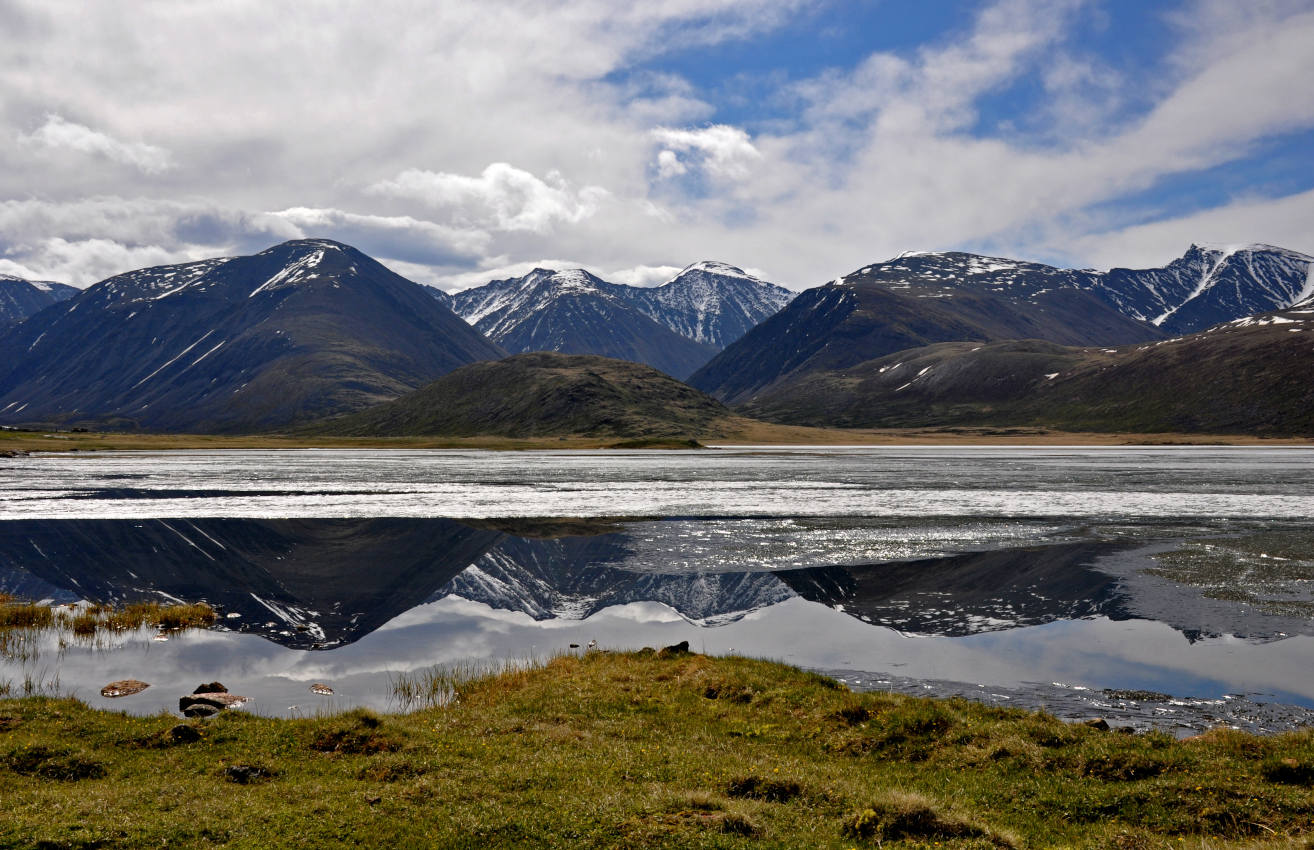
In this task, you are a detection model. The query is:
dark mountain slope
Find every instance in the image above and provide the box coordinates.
[742,300,1314,435]
[0,240,504,432]
[316,351,736,440]
[690,245,1312,406]
[0,517,502,649]
[0,274,79,326]
[689,268,1160,404]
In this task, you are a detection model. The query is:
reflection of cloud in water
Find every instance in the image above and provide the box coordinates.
[3,443,1314,731]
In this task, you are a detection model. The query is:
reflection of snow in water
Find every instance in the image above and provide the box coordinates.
[2,446,1314,520]
[3,447,1314,730]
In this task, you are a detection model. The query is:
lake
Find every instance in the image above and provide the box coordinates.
[2,446,1313,735]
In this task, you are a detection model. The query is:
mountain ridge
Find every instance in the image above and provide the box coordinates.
[690,243,1311,405]
[0,239,504,432]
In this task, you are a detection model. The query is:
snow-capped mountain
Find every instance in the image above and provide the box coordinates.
[0,273,78,325]
[625,261,794,348]
[691,244,1312,404]
[0,239,503,432]
[450,268,717,379]
[691,251,1162,404]
[447,261,792,378]
[1100,244,1314,334]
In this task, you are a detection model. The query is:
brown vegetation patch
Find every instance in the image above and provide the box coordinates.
[2,744,106,781]
[842,791,1012,847]
[309,710,401,755]
[725,774,803,802]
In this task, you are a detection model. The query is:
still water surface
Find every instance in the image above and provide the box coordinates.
[1,447,1312,734]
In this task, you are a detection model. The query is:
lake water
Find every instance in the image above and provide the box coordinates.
[2,446,1313,735]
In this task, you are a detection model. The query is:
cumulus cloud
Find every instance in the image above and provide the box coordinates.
[1,237,210,287]
[269,207,490,265]
[1062,188,1314,270]
[368,164,609,234]
[18,115,173,174]
[0,0,1310,293]
[651,125,762,181]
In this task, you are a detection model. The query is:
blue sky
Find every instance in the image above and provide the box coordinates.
[0,0,1311,290]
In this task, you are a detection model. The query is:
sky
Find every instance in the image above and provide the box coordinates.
[0,0,1311,292]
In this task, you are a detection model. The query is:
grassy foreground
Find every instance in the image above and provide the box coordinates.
[2,652,1313,848]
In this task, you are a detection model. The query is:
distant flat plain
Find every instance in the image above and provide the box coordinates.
[3,419,1311,454]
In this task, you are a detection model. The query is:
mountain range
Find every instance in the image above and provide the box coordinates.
[690,245,1313,417]
[5,517,1304,647]
[0,238,1308,436]
[740,296,1314,434]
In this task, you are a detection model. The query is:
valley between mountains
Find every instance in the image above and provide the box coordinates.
[0,238,1310,442]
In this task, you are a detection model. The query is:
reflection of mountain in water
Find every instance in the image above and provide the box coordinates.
[777,543,1132,637]
[438,534,792,625]
[1,519,1308,649]
[0,518,501,648]
[0,518,791,648]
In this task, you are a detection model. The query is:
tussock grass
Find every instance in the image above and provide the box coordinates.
[0,600,54,630]
[0,598,216,650]
[2,651,1314,848]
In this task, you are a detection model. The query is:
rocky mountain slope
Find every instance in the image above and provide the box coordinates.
[450,268,717,379]
[447,261,791,379]
[622,261,794,348]
[741,297,1314,435]
[0,239,504,432]
[1099,243,1314,334]
[315,351,736,441]
[689,254,1163,404]
[0,273,78,326]
[690,245,1312,406]
[437,530,792,626]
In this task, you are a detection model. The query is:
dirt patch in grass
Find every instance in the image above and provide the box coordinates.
[2,744,105,781]
[309,709,401,755]
[725,774,803,802]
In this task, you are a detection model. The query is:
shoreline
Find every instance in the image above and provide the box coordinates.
[3,651,1313,847]
[4,422,1312,454]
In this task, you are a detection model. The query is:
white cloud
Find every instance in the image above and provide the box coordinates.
[655,150,688,178]
[368,164,609,233]
[0,0,1310,295]
[1,238,208,287]
[19,115,173,174]
[607,264,685,287]
[269,207,490,265]
[651,125,762,181]
[1062,188,1314,270]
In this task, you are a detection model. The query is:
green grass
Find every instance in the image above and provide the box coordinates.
[1,651,1313,848]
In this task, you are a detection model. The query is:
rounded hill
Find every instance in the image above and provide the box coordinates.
[316,352,736,441]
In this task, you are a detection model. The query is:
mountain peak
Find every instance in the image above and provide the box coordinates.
[545,269,603,294]
[674,260,756,282]
[264,238,352,255]
[1188,242,1314,263]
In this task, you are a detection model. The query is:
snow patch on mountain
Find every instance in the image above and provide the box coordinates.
[96,258,232,304]
[250,249,325,297]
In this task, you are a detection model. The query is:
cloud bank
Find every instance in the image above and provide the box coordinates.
[0,0,1310,290]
